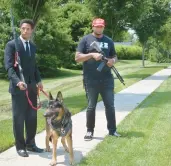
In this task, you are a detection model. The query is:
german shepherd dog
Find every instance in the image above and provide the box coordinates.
[44,91,74,165]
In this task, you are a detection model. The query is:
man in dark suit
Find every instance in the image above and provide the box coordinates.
[4,19,44,157]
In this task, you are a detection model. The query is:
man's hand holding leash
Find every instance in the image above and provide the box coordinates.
[37,82,43,91]
[17,81,27,90]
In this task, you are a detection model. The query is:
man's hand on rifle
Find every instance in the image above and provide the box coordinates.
[17,82,27,90]
[107,58,117,67]
[91,53,102,61]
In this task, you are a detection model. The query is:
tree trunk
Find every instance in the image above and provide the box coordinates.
[142,42,146,67]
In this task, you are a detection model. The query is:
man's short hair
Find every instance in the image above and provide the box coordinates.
[20,19,35,29]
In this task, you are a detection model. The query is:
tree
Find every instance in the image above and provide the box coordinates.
[145,17,171,63]
[84,0,145,41]
[0,1,11,77]
[34,1,93,70]
[131,0,170,66]
[156,17,171,58]
[11,0,48,26]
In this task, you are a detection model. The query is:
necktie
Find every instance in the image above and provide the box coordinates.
[25,41,30,56]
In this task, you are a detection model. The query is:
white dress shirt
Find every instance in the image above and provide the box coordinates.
[19,35,31,53]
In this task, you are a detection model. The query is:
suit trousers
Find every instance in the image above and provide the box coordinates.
[11,83,37,150]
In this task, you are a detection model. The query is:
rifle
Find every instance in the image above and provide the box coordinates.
[10,8,27,88]
[90,41,125,85]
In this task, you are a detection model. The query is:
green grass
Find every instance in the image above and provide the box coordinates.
[78,77,171,166]
[0,60,170,152]
[0,68,81,107]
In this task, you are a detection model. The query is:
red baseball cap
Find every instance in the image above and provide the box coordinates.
[92,18,105,27]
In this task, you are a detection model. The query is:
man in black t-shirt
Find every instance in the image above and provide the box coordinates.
[75,18,121,141]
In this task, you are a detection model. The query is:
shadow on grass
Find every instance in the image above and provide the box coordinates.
[55,69,81,77]
[117,60,137,64]
[135,91,171,109]
[124,74,169,80]
[123,73,150,79]
[0,68,7,80]
[144,65,169,69]
[42,68,82,79]
[119,131,145,138]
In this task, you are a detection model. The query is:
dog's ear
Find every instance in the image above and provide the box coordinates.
[56,91,63,103]
[49,92,54,100]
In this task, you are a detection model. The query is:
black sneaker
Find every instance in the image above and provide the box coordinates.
[109,131,121,137]
[84,131,93,141]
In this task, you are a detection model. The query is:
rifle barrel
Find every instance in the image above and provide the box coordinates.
[10,8,26,87]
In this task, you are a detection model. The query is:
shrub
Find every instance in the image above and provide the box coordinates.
[36,54,60,78]
[115,45,142,60]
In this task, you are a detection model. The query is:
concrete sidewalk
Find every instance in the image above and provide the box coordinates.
[0,67,171,166]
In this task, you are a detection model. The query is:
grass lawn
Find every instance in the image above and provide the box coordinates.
[0,68,82,113]
[78,77,171,166]
[0,60,170,153]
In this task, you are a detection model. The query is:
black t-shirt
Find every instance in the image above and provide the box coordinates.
[77,34,116,80]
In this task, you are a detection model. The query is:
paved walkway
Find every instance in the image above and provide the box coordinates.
[0,67,171,166]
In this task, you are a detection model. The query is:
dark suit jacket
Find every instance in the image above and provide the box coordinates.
[4,38,41,95]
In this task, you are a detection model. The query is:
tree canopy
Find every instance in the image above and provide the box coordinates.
[0,0,171,77]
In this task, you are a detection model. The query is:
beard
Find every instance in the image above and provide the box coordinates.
[94,31,102,35]
[93,31,103,37]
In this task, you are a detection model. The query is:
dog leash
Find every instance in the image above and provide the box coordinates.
[25,89,49,111]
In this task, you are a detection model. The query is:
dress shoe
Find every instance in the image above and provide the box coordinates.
[26,144,44,153]
[17,149,29,157]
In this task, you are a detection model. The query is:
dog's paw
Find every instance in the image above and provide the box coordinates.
[69,161,74,165]
[45,147,51,152]
[64,147,69,153]
[50,160,57,166]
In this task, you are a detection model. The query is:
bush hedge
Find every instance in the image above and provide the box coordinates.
[115,45,142,60]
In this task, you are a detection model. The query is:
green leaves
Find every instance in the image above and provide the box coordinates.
[11,0,48,25]
[132,0,170,43]
[1,0,171,77]
[33,1,93,72]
